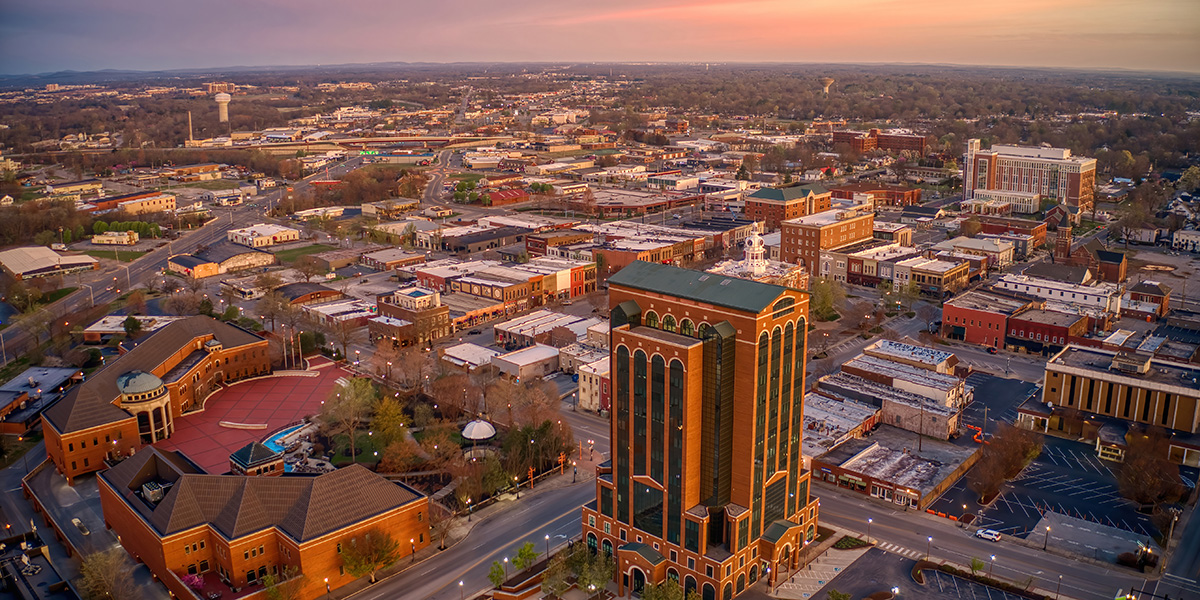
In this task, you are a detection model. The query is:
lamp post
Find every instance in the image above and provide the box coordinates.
[544,534,550,558]
[1055,575,1062,600]
[324,577,330,599]
[514,476,520,499]
[503,557,509,580]
[572,461,577,483]
[1043,526,1051,551]
[866,518,872,544]
[411,538,416,563]
[386,361,392,380]
[989,554,995,578]
[466,497,472,522]
[459,580,464,600]
[926,536,932,560]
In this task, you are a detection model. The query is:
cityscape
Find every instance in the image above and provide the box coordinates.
[0,4,1199,600]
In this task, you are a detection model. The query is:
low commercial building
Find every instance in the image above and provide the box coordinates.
[362,199,420,220]
[0,366,82,434]
[46,178,103,197]
[1125,281,1172,320]
[840,353,970,409]
[82,316,187,343]
[227,223,301,248]
[812,425,978,510]
[577,357,610,413]
[360,248,425,271]
[308,245,387,271]
[0,246,98,280]
[375,287,451,346]
[87,191,176,215]
[302,299,377,328]
[972,189,1041,214]
[494,310,589,349]
[1172,229,1200,253]
[442,226,531,255]
[993,274,1122,315]
[41,316,270,484]
[978,216,1047,248]
[818,372,961,440]
[941,290,1036,347]
[830,183,922,207]
[1022,346,1200,465]
[892,257,970,299]
[559,343,608,374]
[93,230,140,245]
[1006,309,1088,354]
[440,343,500,372]
[801,392,882,466]
[492,344,560,380]
[932,236,1015,268]
[275,282,344,307]
[483,189,530,207]
[168,241,276,279]
[99,446,430,600]
[872,222,914,246]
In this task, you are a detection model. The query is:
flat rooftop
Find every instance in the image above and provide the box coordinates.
[785,207,869,227]
[945,290,1029,315]
[866,340,954,368]
[820,371,958,416]
[1012,309,1085,328]
[843,355,964,394]
[1048,345,1200,393]
[817,424,977,495]
[495,344,560,366]
[802,392,880,458]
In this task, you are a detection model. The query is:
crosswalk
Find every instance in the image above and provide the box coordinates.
[874,541,924,559]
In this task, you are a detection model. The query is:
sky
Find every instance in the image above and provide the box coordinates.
[1,0,1198,74]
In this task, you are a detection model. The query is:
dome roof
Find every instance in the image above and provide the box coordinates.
[116,370,164,395]
[461,419,497,441]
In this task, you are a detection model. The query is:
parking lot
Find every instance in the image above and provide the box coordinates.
[931,436,1163,539]
[808,548,1027,600]
[926,568,1030,600]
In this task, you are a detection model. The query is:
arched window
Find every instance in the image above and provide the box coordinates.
[602,539,613,557]
[662,315,677,333]
[644,311,659,328]
[697,322,711,338]
[587,533,597,554]
[679,319,695,337]
[737,574,746,593]
[723,582,733,600]
[685,575,697,595]
[703,582,716,600]
[667,568,679,582]
[631,568,646,594]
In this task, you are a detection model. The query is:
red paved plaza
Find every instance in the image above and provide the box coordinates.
[155,357,350,474]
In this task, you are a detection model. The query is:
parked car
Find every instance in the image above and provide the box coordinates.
[987,347,999,355]
[975,529,1001,542]
[72,518,90,536]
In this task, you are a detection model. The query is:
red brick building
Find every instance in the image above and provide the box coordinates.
[100,447,430,600]
[525,230,593,258]
[1007,310,1088,353]
[831,129,927,154]
[941,290,1036,348]
[485,188,531,207]
[1127,280,1172,319]
[830,183,922,207]
[780,207,875,272]
[744,185,832,231]
[42,317,270,484]
[965,140,1097,210]
[978,216,1048,248]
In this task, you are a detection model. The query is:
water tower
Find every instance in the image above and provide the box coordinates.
[820,77,835,95]
[214,93,231,123]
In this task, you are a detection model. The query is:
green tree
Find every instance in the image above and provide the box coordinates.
[572,548,616,599]
[260,565,305,600]
[340,528,402,583]
[62,228,73,244]
[643,579,688,600]
[969,557,985,576]
[34,230,56,246]
[827,591,852,600]
[373,395,408,447]
[1178,166,1200,192]
[489,561,507,588]
[512,541,540,570]
[122,315,142,337]
[93,221,109,235]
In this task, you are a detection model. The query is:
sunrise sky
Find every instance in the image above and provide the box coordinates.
[1,0,1197,74]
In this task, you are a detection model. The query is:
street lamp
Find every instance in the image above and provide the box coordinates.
[503,557,509,580]
[466,497,473,522]
[866,518,872,544]
[411,538,416,563]
[325,577,330,598]
[1055,575,1062,600]
[572,461,577,483]
[514,476,520,499]
[459,580,464,600]
[926,536,932,560]
[1043,526,1051,550]
[544,534,550,557]
[989,554,995,577]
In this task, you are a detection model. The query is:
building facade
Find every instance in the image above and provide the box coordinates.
[41,317,270,484]
[744,186,832,231]
[965,140,1097,210]
[779,207,874,273]
[582,261,820,599]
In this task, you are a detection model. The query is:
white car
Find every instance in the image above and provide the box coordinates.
[975,529,1001,542]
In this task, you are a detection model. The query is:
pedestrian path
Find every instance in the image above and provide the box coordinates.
[873,540,924,559]
[772,546,870,599]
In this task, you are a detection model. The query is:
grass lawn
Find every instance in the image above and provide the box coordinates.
[449,173,485,183]
[413,429,465,447]
[0,357,31,383]
[175,180,242,191]
[43,287,78,303]
[273,244,336,264]
[329,432,384,465]
[0,433,41,471]
[85,250,146,262]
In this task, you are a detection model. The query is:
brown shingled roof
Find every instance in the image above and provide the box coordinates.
[43,316,265,434]
[102,447,423,542]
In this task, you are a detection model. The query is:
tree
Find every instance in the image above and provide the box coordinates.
[826,591,852,600]
[373,395,408,447]
[340,528,402,584]
[6,281,42,313]
[809,277,845,320]
[420,420,460,472]
[841,300,871,331]
[512,541,540,570]
[572,546,616,599]
[968,424,1043,501]
[489,561,507,588]
[260,565,305,600]
[325,319,365,360]
[122,315,142,338]
[541,551,570,598]
[295,255,324,282]
[969,557,985,576]
[126,289,147,314]
[643,579,690,600]
[898,281,921,311]
[1118,426,1186,507]
[428,503,455,550]
[1178,165,1200,192]
[93,221,109,235]
[960,218,982,238]
[162,291,202,316]
[78,548,139,600]
[322,377,377,464]
[255,271,283,294]
[378,438,420,473]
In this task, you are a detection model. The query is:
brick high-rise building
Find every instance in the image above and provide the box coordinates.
[581,261,819,599]
[779,207,875,272]
[965,140,1097,210]
[831,129,927,154]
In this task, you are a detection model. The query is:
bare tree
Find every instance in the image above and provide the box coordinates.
[78,548,139,600]
[322,377,377,464]
[162,291,202,316]
[324,319,366,360]
[295,255,324,282]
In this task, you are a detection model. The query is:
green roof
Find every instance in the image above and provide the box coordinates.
[761,519,803,544]
[620,542,666,565]
[608,261,788,314]
[748,185,828,202]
